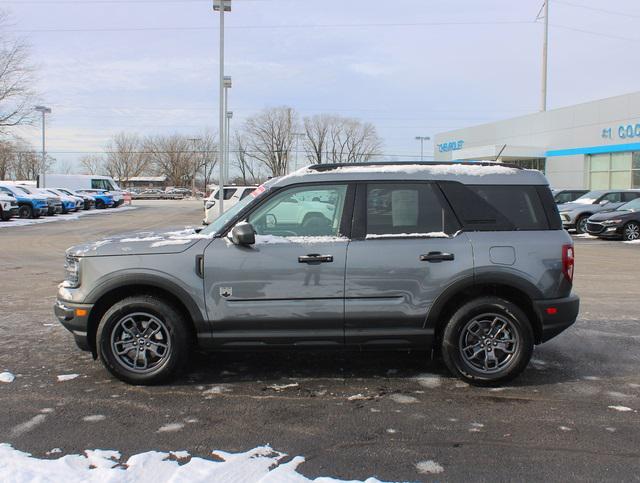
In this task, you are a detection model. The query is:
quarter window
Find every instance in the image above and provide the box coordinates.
[365,183,457,236]
[248,185,347,237]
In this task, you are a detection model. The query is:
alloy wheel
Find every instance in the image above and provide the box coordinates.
[624,222,640,241]
[458,313,520,374]
[110,312,172,374]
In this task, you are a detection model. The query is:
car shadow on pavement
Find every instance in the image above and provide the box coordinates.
[177,349,575,389]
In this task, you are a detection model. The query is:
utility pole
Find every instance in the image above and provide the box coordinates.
[35,106,52,187]
[225,110,233,182]
[292,132,305,172]
[415,136,430,161]
[540,1,549,112]
[213,0,230,216]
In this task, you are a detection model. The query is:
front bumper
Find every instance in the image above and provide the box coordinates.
[586,221,624,238]
[54,299,94,352]
[534,294,580,343]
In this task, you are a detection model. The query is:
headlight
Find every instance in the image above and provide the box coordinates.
[64,256,80,288]
[601,219,622,225]
[205,201,216,210]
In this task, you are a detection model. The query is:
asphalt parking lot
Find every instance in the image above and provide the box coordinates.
[0,200,639,482]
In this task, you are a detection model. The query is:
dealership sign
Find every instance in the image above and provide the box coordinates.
[437,140,464,152]
[601,123,640,140]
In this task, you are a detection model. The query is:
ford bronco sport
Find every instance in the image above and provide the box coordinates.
[55,162,579,386]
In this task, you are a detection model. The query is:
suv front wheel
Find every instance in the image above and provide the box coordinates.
[441,296,534,385]
[96,295,191,385]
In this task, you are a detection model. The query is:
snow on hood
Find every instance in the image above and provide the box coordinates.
[67,227,213,257]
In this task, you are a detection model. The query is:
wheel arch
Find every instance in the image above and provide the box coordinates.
[427,275,544,346]
[85,275,204,357]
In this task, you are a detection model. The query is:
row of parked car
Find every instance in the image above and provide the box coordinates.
[0,183,123,221]
[552,188,640,241]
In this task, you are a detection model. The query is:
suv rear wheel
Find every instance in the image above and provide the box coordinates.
[96,295,191,385]
[441,296,534,385]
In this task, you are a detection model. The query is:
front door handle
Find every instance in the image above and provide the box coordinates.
[298,254,334,264]
[420,251,455,262]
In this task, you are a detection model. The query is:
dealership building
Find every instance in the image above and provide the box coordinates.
[433,91,640,190]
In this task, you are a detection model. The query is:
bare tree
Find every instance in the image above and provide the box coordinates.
[144,134,195,187]
[233,131,261,185]
[104,132,149,183]
[0,14,36,131]
[55,159,74,175]
[79,154,105,175]
[0,140,13,179]
[244,106,297,177]
[303,114,383,164]
[193,131,218,191]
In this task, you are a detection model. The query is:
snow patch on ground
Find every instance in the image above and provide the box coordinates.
[414,375,442,389]
[157,423,184,433]
[0,206,137,229]
[0,372,15,383]
[11,415,47,437]
[416,460,445,475]
[57,374,79,382]
[82,415,106,423]
[623,239,640,244]
[202,385,232,397]
[267,383,299,392]
[389,394,418,404]
[0,444,386,482]
[608,405,634,412]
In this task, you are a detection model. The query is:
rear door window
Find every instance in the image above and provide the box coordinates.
[365,183,458,237]
[622,192,640,202]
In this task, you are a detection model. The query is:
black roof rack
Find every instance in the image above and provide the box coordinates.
[307,161,523,172]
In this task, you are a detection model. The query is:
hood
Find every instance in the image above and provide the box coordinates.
[588,210,634,222]
[557,201,591,211]
[67,228,214,257]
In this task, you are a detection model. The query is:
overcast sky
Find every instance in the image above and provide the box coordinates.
[5,0,640,169]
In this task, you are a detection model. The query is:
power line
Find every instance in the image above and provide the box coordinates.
[551,23,640,43]
[9,20,535,34]
[554,0,640,19]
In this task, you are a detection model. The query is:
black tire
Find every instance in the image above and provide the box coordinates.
[1,211,10,221]
[95,199,105,209]
[623,221,640,242]
[441,296,534,386]
[96,295,191,385]
[18,204,33,219]
[575,215,590,234]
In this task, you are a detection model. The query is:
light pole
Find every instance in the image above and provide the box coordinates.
[188,137,201,197]
[540,0,549,112]
[213,0,231,216]
[225,110,233,181]
[415,136,430,161]
[292,132,305,172]
[35,105,52,187]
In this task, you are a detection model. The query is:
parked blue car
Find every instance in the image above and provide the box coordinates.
[78,189,114,209]
[0,184,49,218]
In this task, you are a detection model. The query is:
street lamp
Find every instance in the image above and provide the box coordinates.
[35,105,52,188]
[415,136,430,161]
[225,110,233,181]
[213,0,231,216]
[188,137,202,197]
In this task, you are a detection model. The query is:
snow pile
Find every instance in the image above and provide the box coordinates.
[0,444,386,482]
[0,206,137,229]
[255,235,347,245]
[57,374,79,382]
[623,239,640,245]
[608,405,634,412]
[366,232,448,239]
[415,460,444,475]
[319,163,519,177]
[0,372,15,383]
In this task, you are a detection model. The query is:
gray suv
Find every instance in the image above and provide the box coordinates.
[55,162,579,386]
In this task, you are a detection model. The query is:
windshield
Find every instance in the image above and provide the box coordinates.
[15,186,32,195]
[572,190,606,204]
[618,198,640,211]
[200,191,261,236]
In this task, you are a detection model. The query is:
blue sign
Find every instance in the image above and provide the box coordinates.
[437,140,464,153]
[601,123,640,140]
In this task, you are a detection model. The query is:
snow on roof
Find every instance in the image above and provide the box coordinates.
[325,163,520,176]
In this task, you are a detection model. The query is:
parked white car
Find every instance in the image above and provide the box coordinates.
[40,174,125,207]
[0,191,19,221]
[203,185,257,224]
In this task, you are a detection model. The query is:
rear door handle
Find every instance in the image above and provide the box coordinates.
[298,254,334,264]
[420,251,455,262]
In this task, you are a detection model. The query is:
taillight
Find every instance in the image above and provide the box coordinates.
[562,244,574,282]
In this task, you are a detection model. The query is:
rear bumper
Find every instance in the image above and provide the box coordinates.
[534,294,580,343]
[54,299,94,352]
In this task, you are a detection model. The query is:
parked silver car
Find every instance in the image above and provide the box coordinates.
[55,162,579,386]
[558,189,640,233]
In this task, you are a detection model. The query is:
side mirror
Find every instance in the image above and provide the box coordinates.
[599,199,610,206]
[231,222,255,246]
